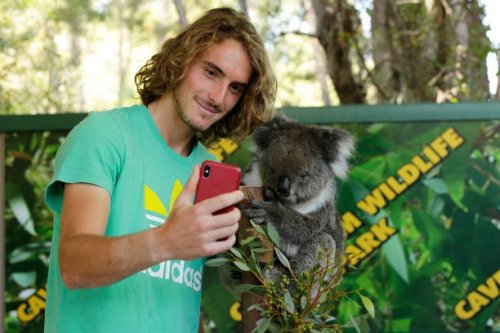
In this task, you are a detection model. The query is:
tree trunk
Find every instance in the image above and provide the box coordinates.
[173,0,188,27]
[307,0,332,105]
[462,0,490,100]
[311,0,366,104]
[239,0,249,15]
[371,0,399,102]
[69,16,85,112]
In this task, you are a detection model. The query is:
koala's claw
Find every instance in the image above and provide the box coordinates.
[244,207,267,220]
[251,217,265,224]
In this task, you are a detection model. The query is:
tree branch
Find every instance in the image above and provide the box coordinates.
[279,30,318,39]
[351,37,391,101]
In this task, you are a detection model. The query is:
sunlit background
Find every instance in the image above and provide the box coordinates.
[1,0,499,114]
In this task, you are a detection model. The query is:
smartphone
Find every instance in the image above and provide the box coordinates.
[194,160,242,214]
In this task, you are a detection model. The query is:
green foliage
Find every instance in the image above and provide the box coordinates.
[336,120,500,332]
[4,119,498,332]
[207,220,375,332]
[4,131,65,331]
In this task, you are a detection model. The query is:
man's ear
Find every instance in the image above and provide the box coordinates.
[315,127,356,179]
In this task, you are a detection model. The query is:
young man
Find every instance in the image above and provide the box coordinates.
[44,7,276,332]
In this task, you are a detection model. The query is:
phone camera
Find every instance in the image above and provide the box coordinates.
[203,165,211,178]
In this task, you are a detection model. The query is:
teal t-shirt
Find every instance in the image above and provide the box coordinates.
[44,105,217,332]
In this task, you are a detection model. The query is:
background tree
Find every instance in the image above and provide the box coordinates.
[0,0,495,114]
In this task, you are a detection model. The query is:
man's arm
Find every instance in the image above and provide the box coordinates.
[58,166,243,289]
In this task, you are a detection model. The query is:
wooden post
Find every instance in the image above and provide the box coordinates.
[238,187,273,333]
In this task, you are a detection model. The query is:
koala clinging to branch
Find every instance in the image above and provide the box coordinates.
[243,114,355,280]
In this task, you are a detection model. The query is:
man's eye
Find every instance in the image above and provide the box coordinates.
[205,69,216,77]
[230,85,244,95]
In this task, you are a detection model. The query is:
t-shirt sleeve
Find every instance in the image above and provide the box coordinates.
[45,111,125,213]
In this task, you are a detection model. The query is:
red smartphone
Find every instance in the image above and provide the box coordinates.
[194,160,242,214]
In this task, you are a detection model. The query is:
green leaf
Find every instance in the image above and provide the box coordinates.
[234,283,260,294]
[300,295,307,310]
[241,236,257,245]
[247,304,265,312]
[422,178,449,194]
[266,223,280,246]
[12,272,36,288]
[380,221,409,283]
[8,193,36,236]
[252,317,272,333]
[284,290,295,313]
[250,219,266,235]
[268,322,282,333]
[230,247,244,259]
[348,314,362,333]
[233,261,251,272]
[204,257,230,267]
[358,292,375,318]
[252,247,271,253]
[275,248,291,269]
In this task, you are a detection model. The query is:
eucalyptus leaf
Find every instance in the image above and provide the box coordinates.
[275,248,291,269]
[234,283,260,294]
[266,223,280,247]
[204,257,230,267]
[252,247,272,253]
[252,317,272,333]
[300,295,307,310]
[267,322,282,333]
[247,304,265,312]
[233,261,251,272]
[250,219,266,235]
[284,290,295,313]
[241,236,257,245]
[230,247,245,259]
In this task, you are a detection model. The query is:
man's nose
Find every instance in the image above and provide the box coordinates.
[208,82,227,106]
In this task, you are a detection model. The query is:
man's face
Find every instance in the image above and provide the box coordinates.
[173,38,252,133]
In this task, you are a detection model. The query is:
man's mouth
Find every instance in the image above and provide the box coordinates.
[195,97,221,114]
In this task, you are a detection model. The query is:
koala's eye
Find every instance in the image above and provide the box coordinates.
[299,172,308,180]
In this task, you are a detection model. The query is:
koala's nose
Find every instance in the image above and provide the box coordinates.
[277,176,290,197]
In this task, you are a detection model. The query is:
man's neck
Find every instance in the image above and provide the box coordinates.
[147,94,195,157]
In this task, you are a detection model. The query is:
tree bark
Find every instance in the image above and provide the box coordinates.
[462,0,490,100]
[173,0,188,27]
[311,0,366,104]
[239,0,249,15]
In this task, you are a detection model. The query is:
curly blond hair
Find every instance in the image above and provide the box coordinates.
[135,7,277,145]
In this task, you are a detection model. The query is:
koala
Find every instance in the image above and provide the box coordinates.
[242,114,355,280]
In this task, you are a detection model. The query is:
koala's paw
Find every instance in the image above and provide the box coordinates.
[243,200,269,224]
[243,200,280,225]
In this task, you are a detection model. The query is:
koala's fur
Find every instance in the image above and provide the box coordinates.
[243,114,355,279]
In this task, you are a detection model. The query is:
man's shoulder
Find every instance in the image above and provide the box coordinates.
[92,104,145,122]
[75,105,145,134]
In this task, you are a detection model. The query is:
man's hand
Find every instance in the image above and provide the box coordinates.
[159,165,244,260]
[58,165,243,289]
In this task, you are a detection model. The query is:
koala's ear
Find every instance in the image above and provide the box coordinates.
[316,127,356,179]
[252,113,298,149]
